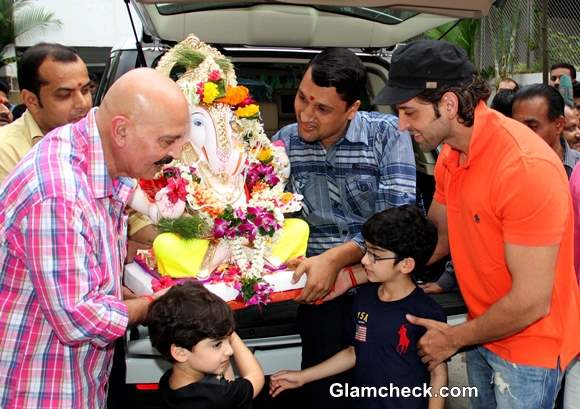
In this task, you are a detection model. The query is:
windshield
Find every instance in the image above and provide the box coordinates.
[156,2,418,24]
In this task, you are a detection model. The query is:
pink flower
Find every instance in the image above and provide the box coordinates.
[246,294,260,306]
[245,207,280,237]
[234,207,246,219]
[264,172,279,186]
[247,281,273,306]
[246,172,260,189]
[196,82,205,95]
[238,221,258,241]
[239,96,255,107]
[233,280,243,292]
[213,218,230,239]
[208,70,221,81]
[246,163,279,190]
[151,276,174,292]
[166,177,188,204]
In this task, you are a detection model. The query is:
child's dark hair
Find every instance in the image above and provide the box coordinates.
[362,204,437,272]
[147,282,235,362]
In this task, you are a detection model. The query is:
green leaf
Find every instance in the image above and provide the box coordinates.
[0,0,61,59]
[216,57,233,74]
[157,214,210,240]
[239,276,261,302]
[216,79,226,99]
[173,46,204,72]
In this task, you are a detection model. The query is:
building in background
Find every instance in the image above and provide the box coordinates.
[5,0,141,95]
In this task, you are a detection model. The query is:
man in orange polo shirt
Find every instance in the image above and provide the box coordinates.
[375,39,580,408]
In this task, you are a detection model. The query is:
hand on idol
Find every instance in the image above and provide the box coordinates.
[290,254,341,303]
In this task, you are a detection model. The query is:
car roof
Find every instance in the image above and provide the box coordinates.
[132,0,494,48]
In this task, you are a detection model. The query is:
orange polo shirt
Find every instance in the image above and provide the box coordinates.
[434,102,580,369]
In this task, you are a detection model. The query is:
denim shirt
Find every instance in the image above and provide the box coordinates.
[273,111,416,256]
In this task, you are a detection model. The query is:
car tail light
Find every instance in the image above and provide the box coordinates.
[135,383,159,391]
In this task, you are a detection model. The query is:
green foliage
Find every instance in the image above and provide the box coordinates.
[478,66,495,80]
[157,214,210,240]
[239,275,260,302]
[513,61,542,73]
[491,7,521,80]
[0,0,61,65]
[12,1,60,42]
[173,46,204,71]
[0,0,14,47]
[548,30,580,68]
[216,57,233,74]
[219,206,237,223]
[425,19,480,62]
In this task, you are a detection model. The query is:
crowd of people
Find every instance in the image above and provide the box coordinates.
[0,38,579,409]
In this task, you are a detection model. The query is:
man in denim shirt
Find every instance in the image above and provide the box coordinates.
[272,48,415,409]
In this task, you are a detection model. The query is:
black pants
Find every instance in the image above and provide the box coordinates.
[297,294,353,409]
[106,337,127,409]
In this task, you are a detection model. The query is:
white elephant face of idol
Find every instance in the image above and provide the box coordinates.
[189,106,216,154]
[188,104,245,178]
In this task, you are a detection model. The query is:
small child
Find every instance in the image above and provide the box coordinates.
[270,205,447,409]
[147,282,264,409]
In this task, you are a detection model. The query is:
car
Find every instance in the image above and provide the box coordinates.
[97,0,496,406]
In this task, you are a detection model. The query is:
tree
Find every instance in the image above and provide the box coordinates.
[425,19,480,62]
[0,0,61,65]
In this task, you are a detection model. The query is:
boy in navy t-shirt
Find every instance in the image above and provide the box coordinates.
[270,205,447,409]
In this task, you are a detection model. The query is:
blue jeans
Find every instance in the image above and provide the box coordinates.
[466,346,563,409]
[564,358,580,409]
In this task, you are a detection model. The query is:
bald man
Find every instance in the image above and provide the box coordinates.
[0,68,189,409]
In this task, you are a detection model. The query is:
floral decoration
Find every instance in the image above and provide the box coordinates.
[235,104,260,119]
[142,35,304,307]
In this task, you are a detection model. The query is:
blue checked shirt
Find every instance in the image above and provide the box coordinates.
[273,111,416,256]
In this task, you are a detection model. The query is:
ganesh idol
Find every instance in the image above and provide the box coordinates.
[129,34,309,286]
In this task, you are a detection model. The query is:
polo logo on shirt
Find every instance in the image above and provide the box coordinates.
[396,324,410,354]
[473,214,480,223]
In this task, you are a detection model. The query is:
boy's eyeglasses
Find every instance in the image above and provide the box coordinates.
[365,250,398,264]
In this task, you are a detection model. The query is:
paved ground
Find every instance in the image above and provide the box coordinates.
[446,352,470,409]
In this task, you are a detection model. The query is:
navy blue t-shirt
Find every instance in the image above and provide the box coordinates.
[349,284,446,409]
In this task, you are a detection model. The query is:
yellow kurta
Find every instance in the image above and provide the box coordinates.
[0,110,43,184]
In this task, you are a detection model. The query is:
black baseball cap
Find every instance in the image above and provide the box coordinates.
[375,39,476,105]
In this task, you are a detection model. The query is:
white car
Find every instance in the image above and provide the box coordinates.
[97,0,496,405]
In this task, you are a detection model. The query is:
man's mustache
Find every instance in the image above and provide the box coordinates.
[154,155,174,166]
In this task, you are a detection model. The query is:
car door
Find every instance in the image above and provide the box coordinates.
[131,0,495,48]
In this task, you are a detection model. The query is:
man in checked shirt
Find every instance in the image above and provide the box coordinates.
[0,68,189,409]
[272,48,416,409]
